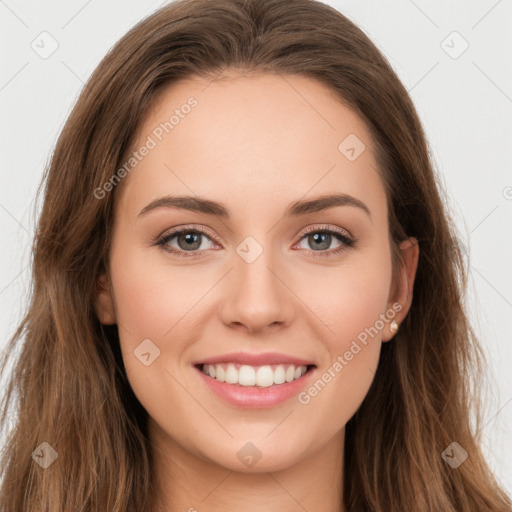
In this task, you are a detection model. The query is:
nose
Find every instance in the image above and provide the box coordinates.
[218,248,295,334]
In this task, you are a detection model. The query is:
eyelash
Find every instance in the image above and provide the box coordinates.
[154,224,356,259]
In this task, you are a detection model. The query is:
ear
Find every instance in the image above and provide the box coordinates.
[382,237,419,342]
[94,270,117,325]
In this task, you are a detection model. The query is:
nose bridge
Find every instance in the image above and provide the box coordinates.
[222,234,293,332]
[235,235,282,303]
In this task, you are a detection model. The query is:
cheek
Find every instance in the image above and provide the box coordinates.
[291,267,391,446]
[108,247,198,418]
[108,246,219,393]
[109,246,207,340]
[292,253,392,349]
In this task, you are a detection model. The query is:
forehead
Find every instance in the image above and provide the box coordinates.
[115,72,386,221]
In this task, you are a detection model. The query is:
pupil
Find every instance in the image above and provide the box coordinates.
[179,232,201,250]
[310,233,330,250]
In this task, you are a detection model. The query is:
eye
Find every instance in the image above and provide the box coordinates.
[294,225,356,257]
[154,224,356,259]
[155,225,217,258]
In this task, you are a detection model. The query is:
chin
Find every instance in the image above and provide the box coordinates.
[200,439,308,474]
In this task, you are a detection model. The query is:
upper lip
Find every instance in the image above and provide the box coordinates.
[193,352,316,367]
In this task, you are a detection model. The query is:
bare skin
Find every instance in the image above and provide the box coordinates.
[95,72,419,512]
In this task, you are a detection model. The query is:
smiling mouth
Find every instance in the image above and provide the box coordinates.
[194,363,316,388]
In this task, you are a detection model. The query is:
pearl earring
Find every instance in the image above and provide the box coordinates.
[390,320,399,334]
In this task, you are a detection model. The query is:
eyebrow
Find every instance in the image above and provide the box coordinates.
[138,193,371,220]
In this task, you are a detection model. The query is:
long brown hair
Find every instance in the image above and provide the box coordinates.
[1,0,510,510]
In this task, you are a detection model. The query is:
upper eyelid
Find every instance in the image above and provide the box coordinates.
[160,223,353,239]
[158,224,354,248]
[300,224,353,239]
[159,225,219,244]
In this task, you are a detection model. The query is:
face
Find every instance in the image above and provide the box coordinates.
[96,72,418,474]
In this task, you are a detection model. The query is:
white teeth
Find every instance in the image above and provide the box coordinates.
[274,365,286,384]
[216,366,226,382]
[200,363,309,387]
[256,365,274,387]
[238,365,256,386]
[225,363,238,384]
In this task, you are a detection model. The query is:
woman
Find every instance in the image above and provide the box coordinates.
[1,0,510,510]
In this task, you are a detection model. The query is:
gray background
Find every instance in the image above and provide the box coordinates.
[1,0,511,495]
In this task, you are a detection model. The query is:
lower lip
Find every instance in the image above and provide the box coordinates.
[194,365,317,409]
